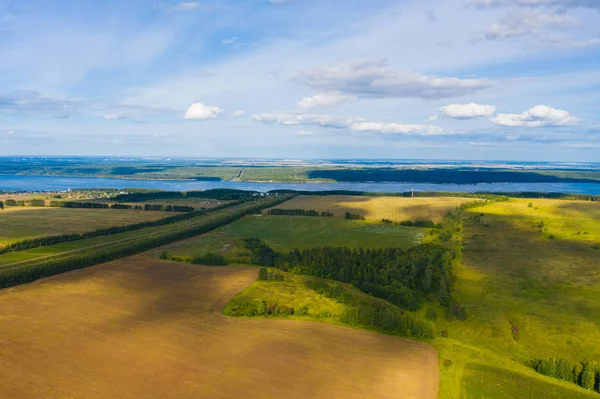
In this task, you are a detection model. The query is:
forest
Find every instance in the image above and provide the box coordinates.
[243,238,454,311]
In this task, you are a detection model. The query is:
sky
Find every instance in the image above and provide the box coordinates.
[0,0,599,161]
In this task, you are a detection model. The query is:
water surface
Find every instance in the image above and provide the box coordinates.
[1,175,599,195]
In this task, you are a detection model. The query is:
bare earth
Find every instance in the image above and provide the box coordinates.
[0,257,439,399]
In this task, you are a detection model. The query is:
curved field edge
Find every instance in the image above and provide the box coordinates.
[0,258,439,399]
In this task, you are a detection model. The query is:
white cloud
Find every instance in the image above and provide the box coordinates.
[296,59,494,100]
[298,130,313,136]
[5,130,14,135]
[252,112,446,136]
[184,103,222,119]
[350,122,445,136]
[471,0,600,9]
[491,105,582,127]
[233,110,246,117]
[297,93,355,109]
[252,113,353,128]
[541,35,600,47]
[482,10,579,40]
[436,103,497,119]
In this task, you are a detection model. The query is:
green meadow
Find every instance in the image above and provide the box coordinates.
[0,207,167,247]
[156,214,426,259]
[428,198,600,398]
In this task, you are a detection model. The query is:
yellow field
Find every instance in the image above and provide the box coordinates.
[477,198,600,243]
[267,195,474,222]
[0,256,439,399]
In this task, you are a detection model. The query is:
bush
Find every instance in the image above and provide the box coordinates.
[425,308,438,320]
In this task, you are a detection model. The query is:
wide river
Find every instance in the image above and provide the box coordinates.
[1,175,600,195]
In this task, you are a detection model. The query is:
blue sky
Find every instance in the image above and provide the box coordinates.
[1,0,599,161]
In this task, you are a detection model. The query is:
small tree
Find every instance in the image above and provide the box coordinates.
[581,363,595,390]
[258,267,268,280]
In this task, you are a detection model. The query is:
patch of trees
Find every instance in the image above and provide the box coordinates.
[344,212,365,220]
[3,199,45,206]
[258,267,285,281]
[0,197,288,289]
[224,298,296,317]
[529,358,600,393]
[114,191,184,202]
[267,208,333,217]
[191,252,228,266]
[186,189,259,201]
[50,201,109,208]
[306,168,600,184]
[243,239,454,311]
[0,201,3,210]
[397,220,442,228]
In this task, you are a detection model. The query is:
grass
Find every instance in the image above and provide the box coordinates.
[267,195,473,223]
[156,214,425,259]
[223,271,346,321]
[427,198,600,398]
[0,207,167,246]
[478,198,600,244]
[461,363,596,399]
[0,200,272,268]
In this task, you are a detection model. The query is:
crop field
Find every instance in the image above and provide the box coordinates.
[155,214,425,258]
[0,200,272,269]
[0,257,439,399]
[0,207,167,246]
[430,198,600,398]
[267,195,474,222]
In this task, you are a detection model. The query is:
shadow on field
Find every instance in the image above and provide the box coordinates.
[463,219,600,332]
[83,258,258,333]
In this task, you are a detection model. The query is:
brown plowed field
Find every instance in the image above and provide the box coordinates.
[0,256,439,399]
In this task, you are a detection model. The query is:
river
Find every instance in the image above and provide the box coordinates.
[1,175,600,195]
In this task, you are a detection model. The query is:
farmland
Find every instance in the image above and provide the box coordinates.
[429,197,600,398]
[265,195,474,223]
[154,214,425,259]
[1,191,600,399]
[0,207,167,246]
[0,258,439,399]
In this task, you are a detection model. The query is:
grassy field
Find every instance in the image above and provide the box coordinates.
[460,363,596,399]
[428,198,600,398]
[0,257,439,399]
[0,207,167,246]
[155,214,425,259]
[266,195,474,223]
[0,200,271,269]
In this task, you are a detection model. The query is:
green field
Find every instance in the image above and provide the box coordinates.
[428,198,600,398]
[0,207,167,246]
[0,200,276,270]
[461,364,596,399]
[157,214,426,258]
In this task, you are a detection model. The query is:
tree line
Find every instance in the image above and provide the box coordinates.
[267,208,333,217]
[0,197,288,289]
[243,238,454,311]
[529,358,600,393]
[0,199,250,255]
[2,199,45,207]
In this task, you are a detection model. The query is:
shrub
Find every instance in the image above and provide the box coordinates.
[425,308,438,320]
